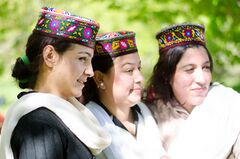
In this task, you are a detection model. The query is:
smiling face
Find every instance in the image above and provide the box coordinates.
[56,44,94,98]
[170,46,212,112]
[39,43,94,99]
[101,52,144,108]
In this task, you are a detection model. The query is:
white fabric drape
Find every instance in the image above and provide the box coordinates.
[168,83,240,159]
[86,101,166,159]
[0,92,111,159]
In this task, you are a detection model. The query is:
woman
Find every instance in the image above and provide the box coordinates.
[145,23,240,158]
[0,7,110,159]
[82,31,167,159]
[0,112,3,134]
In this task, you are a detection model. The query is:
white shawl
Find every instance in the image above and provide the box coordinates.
[86,101,166,159]
[0,92,111,159]
[168,83,240,159]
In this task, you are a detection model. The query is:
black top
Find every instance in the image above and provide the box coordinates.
[11,92,95,159]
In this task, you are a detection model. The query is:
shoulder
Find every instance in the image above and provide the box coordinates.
[209,82,239,94]
[86,101,110,116]
[137,102,152,114]
[11,108,67,157]
[20,107,64,127]
[12,107,67,137]
[207,82,240,104]
[85,101,112,126]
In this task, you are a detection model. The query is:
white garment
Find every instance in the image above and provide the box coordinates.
[0,92,111,159]
[168,83,240,159]
[86,101,166,159]
[150,101,189,151]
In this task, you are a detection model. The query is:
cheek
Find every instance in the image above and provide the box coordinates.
[171,75,192,99]
[115,74,132,86]
[111,75,132,93]
[72,63,85,74]
[206,72,212,82]
[172,85,189,105]
[172,73,192,88]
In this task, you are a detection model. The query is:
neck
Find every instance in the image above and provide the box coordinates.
[182,103,195,113]
[34,74,67,100]
[99,96,137,136]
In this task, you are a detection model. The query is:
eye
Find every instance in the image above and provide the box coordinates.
[126,69,134,73]
[185,68,194,74]
[78,57,87,62]
[138,66,142,71]
[203,65,211,71]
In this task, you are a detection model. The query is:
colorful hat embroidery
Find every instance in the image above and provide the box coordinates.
[34,7,100,48]
[95,31,138,57]
[156,24,205,52]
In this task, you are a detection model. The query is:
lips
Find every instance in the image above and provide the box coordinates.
[134,87,142,91]
[192,87,208,94]
[130,87,142,94]
[77,79,87,88]
[77,79,83,84]
[77,78,87,84]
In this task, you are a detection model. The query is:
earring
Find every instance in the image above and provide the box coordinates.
[98,82,105,89]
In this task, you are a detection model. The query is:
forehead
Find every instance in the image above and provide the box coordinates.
[113,52,141,65]
[179,46,209,64]
[68,44,94,56]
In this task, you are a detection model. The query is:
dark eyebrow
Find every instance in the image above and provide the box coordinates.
[180,61,211,69]
[122,60,141,67]
[78,51,93,58]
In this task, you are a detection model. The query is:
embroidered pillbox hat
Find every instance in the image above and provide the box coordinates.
[34,7,100,48]
[94,31,138,57]
[156,23,205,52]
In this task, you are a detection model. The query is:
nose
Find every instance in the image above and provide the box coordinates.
[85,63,94,77]
[195,69,207,84]
[135,69,144,84]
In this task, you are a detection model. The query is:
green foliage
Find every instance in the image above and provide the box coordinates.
[0,0,239,94]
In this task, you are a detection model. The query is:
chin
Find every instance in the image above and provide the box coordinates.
[129,97,141,105]
[73,90,82,98]
[193,99,205,106]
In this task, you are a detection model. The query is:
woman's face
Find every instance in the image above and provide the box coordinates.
[53,44,94,99]
[102,53,144,107]
[171,46,212,112]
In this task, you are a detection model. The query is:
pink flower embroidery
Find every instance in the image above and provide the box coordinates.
[120,40,128,49]
[83,28,92,39]
[49,20,60,31]
[66,25,77,32]
[103,43,112,52]
[38,18,45,26]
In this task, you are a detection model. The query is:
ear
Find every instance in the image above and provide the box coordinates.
[93,70,104,84]
[42,45,60,68]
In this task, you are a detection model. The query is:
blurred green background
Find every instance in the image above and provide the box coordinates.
[0,0,240,115]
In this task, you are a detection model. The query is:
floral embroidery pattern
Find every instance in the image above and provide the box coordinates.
[34,7,99,48]
[156,24,205,52]
[95,31,137,57]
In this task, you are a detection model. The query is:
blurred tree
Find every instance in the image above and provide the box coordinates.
[0,0,239,90]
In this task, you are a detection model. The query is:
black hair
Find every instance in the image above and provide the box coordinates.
[12,32,73,89]
[146,44,213,106]
[82,54,113,103]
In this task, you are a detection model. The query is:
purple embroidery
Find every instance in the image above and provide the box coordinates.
[49,20,60,31]
[84,28,92,39]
